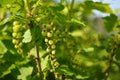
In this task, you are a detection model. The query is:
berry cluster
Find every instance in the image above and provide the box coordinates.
[12,21,23,54]
[41,23,59,71]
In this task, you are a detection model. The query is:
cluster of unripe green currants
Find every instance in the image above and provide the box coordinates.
[41,23,59,71]
[12,21,23,54]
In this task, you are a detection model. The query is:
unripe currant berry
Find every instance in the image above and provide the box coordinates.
[42,24,47,28]
[13,25,21,32]
[18,42,23,48]
[50,69,54,72]
[46,48,51,53]
[41,29,47,36]
[46,24,52,30]
[45,38,48,43]
[16,32,22,39]
[54,62,59,67]
[53,27,56,31]
[13,21,19,26]
[36,17,41,22]
[14,45,19,49]
[12,32,17,38]
[12,39,19,44]
[47,32,53,38]
[51,45,56,49]
[17,48,23,54]
[48,40,54,45]
[51,50,56,55]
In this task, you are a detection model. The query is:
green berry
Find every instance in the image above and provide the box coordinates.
[13,25,21,32]
[46,48,51,53]
[46,24,52,29]
[41,29,47,36]
[54,62,59,67]
[50,69,54,72]
[16,32,22,38]
[51,50,56,55]
[36,17,41,22]
[12,32,17,38]
[51,45,56,49]
[48,40,54,45]
[14,45,19,49]
[17,49,23,54]
[12,39,19,44]
[18,42,23,48]
[47,32,53,37]
[45,38,48,43]
[13,21,19,26]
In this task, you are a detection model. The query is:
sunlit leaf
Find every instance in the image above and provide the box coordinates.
[17,67,33,80]
[70,19,86,27]
[0,41,7,53]
[75,75,88,79]
[22,29,32,43]
[57,65,74,76]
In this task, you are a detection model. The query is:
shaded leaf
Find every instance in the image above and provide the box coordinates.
[0,64,16,78]
[115,47,120,61]
[57,65,74,76]
[103,14,117,32]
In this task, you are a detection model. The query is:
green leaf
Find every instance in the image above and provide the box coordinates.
[0,0,15,6]
[85,1,112,13]
[41,55,49,71]
[70,30,83,37]
[83,47,94,52]
[103,14,117,32]
[0,41,7,53]
[70,19,86,27]
[49,3,64,11]
[75,75,88,79]
[0,64,16,78]
[17,67,33,80]
[57,65,74,76]
[22,29,32,43]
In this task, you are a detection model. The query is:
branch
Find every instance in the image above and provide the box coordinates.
[35,46,44,78]
[23,0,32,17]
[104,46,117,80]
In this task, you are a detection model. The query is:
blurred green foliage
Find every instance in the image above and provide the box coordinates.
[0,0,120,80]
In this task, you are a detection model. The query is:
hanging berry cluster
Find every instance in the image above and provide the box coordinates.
[12,21,23,54]
[41,22,59,72]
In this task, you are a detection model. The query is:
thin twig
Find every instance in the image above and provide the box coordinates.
[62,74,65,80]
[104,46,116,80]
[35,45,44,78]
